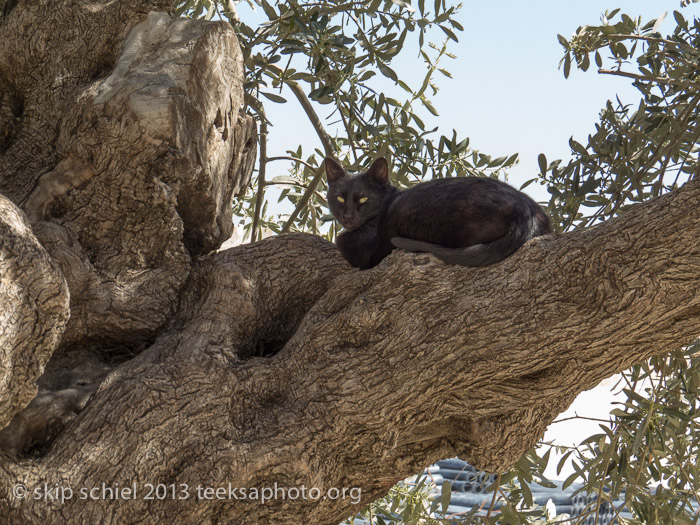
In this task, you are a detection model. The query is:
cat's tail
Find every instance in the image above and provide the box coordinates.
[391,211,549,267]
[390,237,511,266]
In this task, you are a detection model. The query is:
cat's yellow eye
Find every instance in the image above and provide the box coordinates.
[337,196,345,203]
[359,197,368,204]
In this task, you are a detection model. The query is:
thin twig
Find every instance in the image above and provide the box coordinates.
[553,415,613,424]
[280,166,326,233]
[607,33,698,53]
[338,101,359,163]
[283,79,335,155]
[486,473,501,519]
[594,433,619,524]
[251,119,268,243]
[260,64,335,233]
[266,156,317,170]
[250,59,335,235]
[598,68,700,89]
[264,181,325,203]
[262,63,334,155]
[264,181,306,189]
[263,24,334,156]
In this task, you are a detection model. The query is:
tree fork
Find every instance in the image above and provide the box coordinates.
[2,177,700,522]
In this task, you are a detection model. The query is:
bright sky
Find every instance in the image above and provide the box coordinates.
[235,0,693,479]
[249,0,685,204]
[436,0,683,201]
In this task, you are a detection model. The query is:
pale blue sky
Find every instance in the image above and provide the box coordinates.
[242,0,688,204]
[434,1,682,200]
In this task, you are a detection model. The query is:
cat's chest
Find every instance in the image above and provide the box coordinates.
[339,219,379,245]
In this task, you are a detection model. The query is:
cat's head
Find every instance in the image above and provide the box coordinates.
[324,157,390,231]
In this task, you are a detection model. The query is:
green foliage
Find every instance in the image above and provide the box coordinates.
[542,8,700,231]
[339,476,446,525]
[173,0,221,19]
[566,344,700,523]
[339,474,491,524]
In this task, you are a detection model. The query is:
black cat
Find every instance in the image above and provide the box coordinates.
[325,157,551,269]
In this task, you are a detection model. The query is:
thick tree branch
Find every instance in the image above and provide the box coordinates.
[3,178,700,523]
[0,196,69,430]
[0,4,256,348]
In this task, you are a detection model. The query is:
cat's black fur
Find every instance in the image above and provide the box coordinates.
[325,157,551,269]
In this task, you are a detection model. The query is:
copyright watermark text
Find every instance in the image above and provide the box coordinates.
[11,482,361,505]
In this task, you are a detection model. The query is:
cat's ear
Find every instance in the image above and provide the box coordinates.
[324,157,346,183]
[366,157,389,185]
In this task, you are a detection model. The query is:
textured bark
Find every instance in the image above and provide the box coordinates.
[1,1,256,349]
[1,2,700,525]
[2,180,700,523]
[0,196,69,431]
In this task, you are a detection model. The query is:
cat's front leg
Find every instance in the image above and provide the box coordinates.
[368,234,397,268]
[336,231,374,269]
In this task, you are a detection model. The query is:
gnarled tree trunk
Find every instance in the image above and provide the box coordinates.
[1,2,699,524]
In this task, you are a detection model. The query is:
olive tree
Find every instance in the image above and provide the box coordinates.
[1,1,700,523]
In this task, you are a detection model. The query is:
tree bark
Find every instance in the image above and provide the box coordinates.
[2,2,700,525]
[0,195,69,431]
